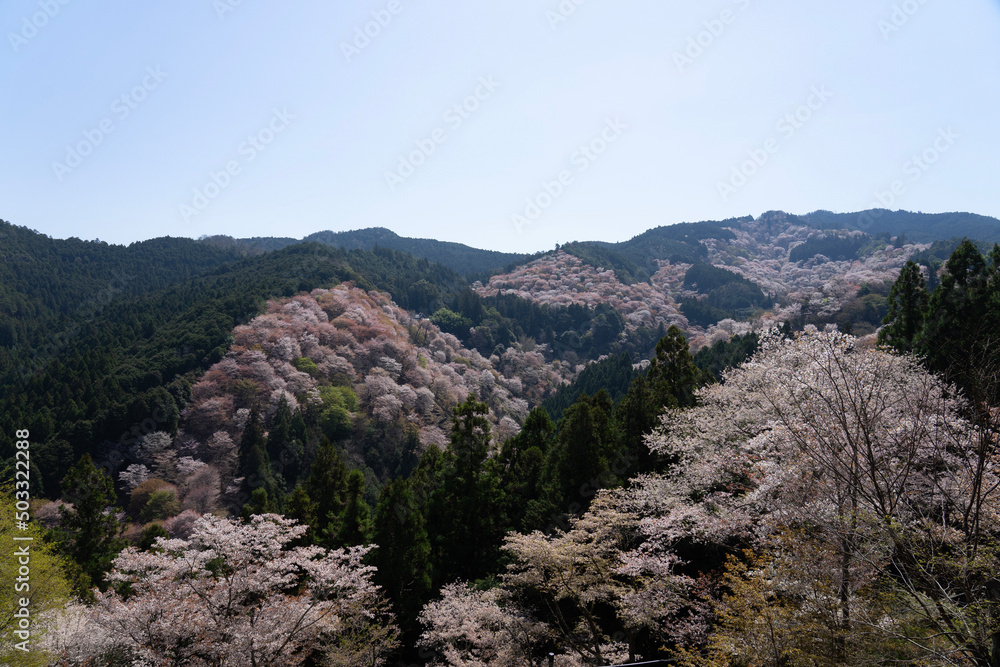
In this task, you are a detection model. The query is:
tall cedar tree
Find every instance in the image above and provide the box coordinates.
[540,390,619,522]
[646,325,700,410]
[886,240,1000,411]
[335,469,372,548]
[497,407,555,533]
[306,438,349,547]
[426,395,501,584]
[56,454,126,594]
[372,479,433,633]
[878,260,929,353]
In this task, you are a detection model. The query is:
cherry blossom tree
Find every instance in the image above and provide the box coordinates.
[623,329,1000,664]
[93,513,396,666]
[503,497,649,664]
[117,464,150,492]
[417,582,546,667]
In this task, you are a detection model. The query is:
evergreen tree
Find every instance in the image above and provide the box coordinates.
[336,470,372,547]
[646,325,700,411]
[425,395,501,584]
[449,394,491,482]
[498,407,555,532]
[540,390,619,522]
[917,241,990,386]
[915,241,1000,410]
[266,396,304,487]
[615,374,657,474]
[306,438,349,546]
[238,409,268,480]
[55,454,126,594]
[243,486,279,516]
[372,479,432,629]
[879,261,929,353]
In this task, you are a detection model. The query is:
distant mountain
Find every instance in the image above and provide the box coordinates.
[548,220,744,285]
[797,210,1000,245]
[201,210,1000,281]
[201,227,531,277]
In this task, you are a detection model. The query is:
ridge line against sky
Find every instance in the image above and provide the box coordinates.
[2,1,999,253]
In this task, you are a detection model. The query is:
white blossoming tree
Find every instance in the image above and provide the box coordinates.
[417,582,547,667]
[624,330,1000,665]
[93,513,397,666]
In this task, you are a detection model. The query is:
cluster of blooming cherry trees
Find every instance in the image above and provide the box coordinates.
[476,213,926,349]
[88,283,581,532]
[475,251,690,335]
[419,329,1000,665]
[178,284,561,452]
[44,513,396,666]
[703,213,923,325]
[619,330,998,663]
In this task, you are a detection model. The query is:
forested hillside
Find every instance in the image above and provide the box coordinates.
[4,213,1000,666]
[800,209,1000,244]
[201,226,531,277]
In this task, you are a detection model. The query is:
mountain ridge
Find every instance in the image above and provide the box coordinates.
[198,209,1000,279]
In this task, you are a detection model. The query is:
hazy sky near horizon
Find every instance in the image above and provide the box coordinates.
[2,0,999,253]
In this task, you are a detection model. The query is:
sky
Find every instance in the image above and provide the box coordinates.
[2,0,999,253]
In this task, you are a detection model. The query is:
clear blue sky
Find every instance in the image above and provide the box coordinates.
[3,0,999,252]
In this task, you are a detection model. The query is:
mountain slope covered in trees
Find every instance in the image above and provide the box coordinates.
[201,226,532,277]
[6,210,1000,665]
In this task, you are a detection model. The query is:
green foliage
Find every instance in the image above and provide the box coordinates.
[586,221,738,277]
[497,407,555,532]
[647,326,701,410]
[542,352,637,422]
[306,439,350,547]
[54,454,125,594]
[789,235,869,262]
[883,239,1000,409]
[319,384,358,410]
[291,356,319,376]
[0,488,71,665]
[372,479,432,629]
[137,523,170,551]
[538,391,620,521]
[561,242,650,284]
[430,308,473,336]
[0,236,471,492]
[300,227,529,277]
[802,209,1000,246]
[128,479,174,517]
[879,261,929,353]
[915,241,1000,401]
[266,397,306,486]
[693,332,760,382]
[139,490,180,523]
[424,395,502,585]
[681,263,771,325]
[335,470,372,548]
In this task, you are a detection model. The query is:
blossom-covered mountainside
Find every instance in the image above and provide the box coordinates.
[10,214,1000,666]
[168,284,572,488]
[477,211,927,347]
